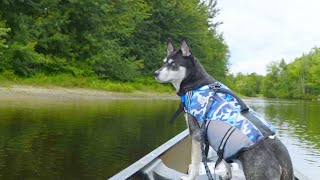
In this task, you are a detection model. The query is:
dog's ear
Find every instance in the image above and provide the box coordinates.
[180,38,191,57]
[167,38,175,55]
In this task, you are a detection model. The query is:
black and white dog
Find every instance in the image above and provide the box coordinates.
[154,38,294,180]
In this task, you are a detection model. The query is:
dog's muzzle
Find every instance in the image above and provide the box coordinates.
[154,70,160,77]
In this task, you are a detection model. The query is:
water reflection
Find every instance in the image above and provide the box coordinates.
[0,97,186,179]
[0,97,319,179]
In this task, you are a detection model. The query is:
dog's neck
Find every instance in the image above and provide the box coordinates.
[176,60,216,96]
[172,79,183,92]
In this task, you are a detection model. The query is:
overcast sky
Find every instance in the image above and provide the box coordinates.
[216,0,320,75]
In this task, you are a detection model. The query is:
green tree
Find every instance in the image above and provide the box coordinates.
[0,15,11,72]
[262,48,320,99]
[262,61,281,98]
[0,0,150,79]
[277,59,290,97]
[308,48,320,95]
[0,0,228,81]
[231,72,263,97]
[126,0,228,79]
[0,16,10,50]
[287,55,311,98]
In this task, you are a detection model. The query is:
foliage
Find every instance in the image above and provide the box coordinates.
[226,72,263,97]
[0,0,228,81]
[0,15,10,49]
[230,48,320,99]
[0,15,11,72]
[127,0,228,79]
[261,49,320,99]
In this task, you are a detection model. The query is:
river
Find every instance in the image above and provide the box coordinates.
[0,96,319,179]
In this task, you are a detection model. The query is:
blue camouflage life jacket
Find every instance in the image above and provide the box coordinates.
[181,82,275,161]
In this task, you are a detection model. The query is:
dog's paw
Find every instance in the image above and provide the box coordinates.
[218,171,232,179]
[220,173,232,180]
[180,176,194,180]
[180,163,198,180]
[220,163,232,180]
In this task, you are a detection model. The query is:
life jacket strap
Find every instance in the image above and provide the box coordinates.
[168,101,184,124]
[204,120,211,157]
[215,126,236,168]
[200,120,214,180]
[200,95,215,180]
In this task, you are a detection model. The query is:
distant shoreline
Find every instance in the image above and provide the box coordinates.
[0,85,178,101]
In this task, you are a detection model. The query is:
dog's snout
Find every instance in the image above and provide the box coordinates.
[154,70,160,77]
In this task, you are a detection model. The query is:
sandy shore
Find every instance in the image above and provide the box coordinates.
[0,85,178,101]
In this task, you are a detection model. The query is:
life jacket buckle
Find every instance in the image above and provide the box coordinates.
[209,83,221,91]
[269,135,275,139]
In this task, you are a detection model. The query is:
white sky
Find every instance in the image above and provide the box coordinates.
[216,0,320,75]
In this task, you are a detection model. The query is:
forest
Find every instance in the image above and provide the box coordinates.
[229,48,320,99]
[0,0,227,81]
[0,1,319,99]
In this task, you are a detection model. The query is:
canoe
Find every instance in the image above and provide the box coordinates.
[109,129,308,180]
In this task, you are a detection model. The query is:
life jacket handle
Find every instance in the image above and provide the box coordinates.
[208,82,249,113]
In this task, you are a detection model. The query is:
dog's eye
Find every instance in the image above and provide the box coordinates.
[167,59,174,64]
[169,61,176,65]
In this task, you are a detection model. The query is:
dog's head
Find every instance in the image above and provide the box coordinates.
[154,38,195,90]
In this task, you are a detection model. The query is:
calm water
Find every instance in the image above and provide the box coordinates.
[0,97,319,179]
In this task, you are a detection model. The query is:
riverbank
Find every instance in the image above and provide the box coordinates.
[0,73,181,100]
[0,84,178,100]
[0,73,174,92]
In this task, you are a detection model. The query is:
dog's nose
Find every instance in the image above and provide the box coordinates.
[154,70,159,77]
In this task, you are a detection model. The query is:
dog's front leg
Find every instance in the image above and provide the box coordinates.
[222,161,232,180]
[186,139,201,179]
[181,114,201,180]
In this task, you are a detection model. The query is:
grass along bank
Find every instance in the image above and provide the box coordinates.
[0,72,174,93]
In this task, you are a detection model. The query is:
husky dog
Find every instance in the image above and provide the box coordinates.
[154,38,294,180]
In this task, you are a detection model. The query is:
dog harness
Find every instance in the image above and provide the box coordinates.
[179,82,275,162]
